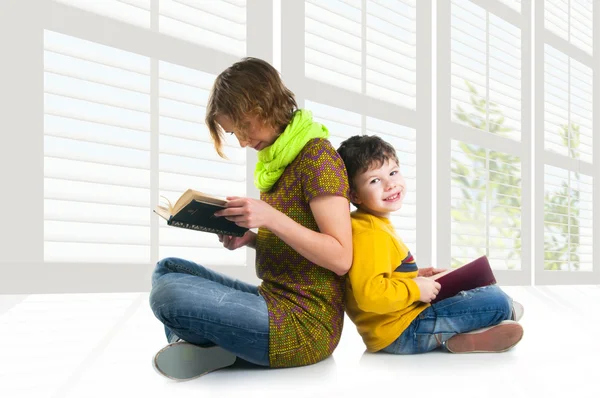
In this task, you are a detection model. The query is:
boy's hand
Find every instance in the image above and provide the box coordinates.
[418,267,447,277]
[218,231,256,250]
[414,277,441,303]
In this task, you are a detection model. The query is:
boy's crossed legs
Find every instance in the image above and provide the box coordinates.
[381,285,523,355]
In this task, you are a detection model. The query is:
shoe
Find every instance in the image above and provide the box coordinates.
[512,301,524,322]
[152,341,236,381]
[446,320,524,353]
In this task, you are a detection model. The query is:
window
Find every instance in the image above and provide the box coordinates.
[44,31,152,263]
[536,0,596,284]
[9,0,267,292]
[439,0,530,284]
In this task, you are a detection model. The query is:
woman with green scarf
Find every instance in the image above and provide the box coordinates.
[149,58,353,380]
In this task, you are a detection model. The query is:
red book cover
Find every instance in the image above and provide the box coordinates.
[430,256,497,304]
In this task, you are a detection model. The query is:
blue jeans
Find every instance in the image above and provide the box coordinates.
[149,257,270,366]
[382,285,513,354]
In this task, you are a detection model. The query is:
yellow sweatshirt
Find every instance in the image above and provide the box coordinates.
[345,209,430,352]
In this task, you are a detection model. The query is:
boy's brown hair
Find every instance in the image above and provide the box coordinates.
[205,57,298,158]
[337,135,399,192]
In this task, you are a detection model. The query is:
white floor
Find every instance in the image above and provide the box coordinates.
[1,285,599,398]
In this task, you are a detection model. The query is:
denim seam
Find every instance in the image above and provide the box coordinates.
[417,310,507,334]
[159,305,269,337]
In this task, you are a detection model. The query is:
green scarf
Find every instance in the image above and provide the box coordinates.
[254,109,329,192]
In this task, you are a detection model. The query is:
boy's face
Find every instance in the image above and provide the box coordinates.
[215,114,279,151]
[351,159,406,218]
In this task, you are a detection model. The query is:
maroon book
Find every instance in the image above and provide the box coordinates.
[430,255,497,304]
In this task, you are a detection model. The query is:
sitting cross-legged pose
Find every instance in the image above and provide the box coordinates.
[149,57,353,380]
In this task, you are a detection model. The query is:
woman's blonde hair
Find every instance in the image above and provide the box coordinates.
[205,57,298,158]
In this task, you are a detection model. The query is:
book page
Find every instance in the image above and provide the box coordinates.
[172,189,227,214]
[430,268,454,280]
[154,206,171,221]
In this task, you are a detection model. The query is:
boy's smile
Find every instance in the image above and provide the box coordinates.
[351,159,406,218]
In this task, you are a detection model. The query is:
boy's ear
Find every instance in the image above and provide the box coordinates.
[349,189,361,205]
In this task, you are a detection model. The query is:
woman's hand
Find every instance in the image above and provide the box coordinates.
[214,196,279,229]
[218,231,257,250]
[418,267,447,278]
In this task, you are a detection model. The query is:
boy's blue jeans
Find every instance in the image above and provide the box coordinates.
[149,257,270,366]
[382,285,513,354]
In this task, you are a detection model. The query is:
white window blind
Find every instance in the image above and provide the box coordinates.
[304,0,362,92]
[308,101,418,257]
[159,0,247,57]
[307,101,362,151]
[450,140,522,270]
[158,61,247,266]
[304,0,417,108]
[366,0,416,109]
[545,0,593,55]
[451,0,522,142]
[54,0,151,28]
[499,0,521,13]
[544,44,593,163]
[44,30,152,263]
[543,165,593,271]
[43,31,249,267]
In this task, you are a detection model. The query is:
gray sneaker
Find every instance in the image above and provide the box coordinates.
[512,301,524,322]
[152,341,236,381]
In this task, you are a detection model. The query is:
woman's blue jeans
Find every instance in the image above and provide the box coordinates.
[382,285,513,354]
[149,257,270,366]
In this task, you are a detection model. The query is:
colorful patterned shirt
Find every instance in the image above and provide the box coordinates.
[256,138,350,368]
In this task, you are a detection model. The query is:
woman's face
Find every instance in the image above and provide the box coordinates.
[215,114,279,151]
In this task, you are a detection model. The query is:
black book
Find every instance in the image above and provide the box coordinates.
[154,189,248,237]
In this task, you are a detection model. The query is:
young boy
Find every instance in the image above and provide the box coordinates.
[337,135,524,354]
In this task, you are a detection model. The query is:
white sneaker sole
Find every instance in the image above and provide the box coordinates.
[446,320,524,353]
[152,342,236,381]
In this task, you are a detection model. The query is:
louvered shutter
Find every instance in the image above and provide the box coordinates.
[539,0,595,282]
[543,165,593,271]
[498,0,521,12]
[450,140,522,270]
[54,0,151,28]
[159,0,247,57]
[451,0,522,142]
[304,0,362,92]
[545,0,593,55]
[544,44,593,163]
[44,31,152,263]
[366,0,417,109]
[449,0,524,271]
[158,61,247,266]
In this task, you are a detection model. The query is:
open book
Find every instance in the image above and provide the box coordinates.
[154,189,249,237]
[429,255,497,304]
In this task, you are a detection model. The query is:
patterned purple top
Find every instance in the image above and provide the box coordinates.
[256,138,350,368]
